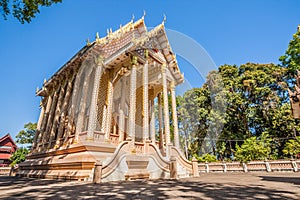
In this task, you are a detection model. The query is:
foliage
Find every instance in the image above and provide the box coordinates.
[0,0,62,23]
[283,136,300,158]
[9,147,29,166]
[279,25,300,82]
[194,153,217,163]
[234,133,272,163]
[15,122,37,148]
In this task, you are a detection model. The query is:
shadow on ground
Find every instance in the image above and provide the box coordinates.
[0,175,299,199]
[259,175,300,185]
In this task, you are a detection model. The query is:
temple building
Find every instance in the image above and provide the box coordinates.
[18,16,199,181]
[0,134,17,167]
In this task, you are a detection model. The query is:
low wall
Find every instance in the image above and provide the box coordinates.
[198,159,300,173]
[0,167,11,175]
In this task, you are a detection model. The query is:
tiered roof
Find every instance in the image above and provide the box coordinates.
[37,16,183,96]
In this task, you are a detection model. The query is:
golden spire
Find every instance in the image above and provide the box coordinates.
[95,32,100,43]
[86,38,91,46]
[162,14,166,25]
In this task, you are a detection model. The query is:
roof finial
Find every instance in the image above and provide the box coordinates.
[131,14,135,22]
[96,32,101,43]
[162,14,167,25]
[43,78,46,84]
[142,10,146,19]
[110,28,112,34]
[86,38,91,46]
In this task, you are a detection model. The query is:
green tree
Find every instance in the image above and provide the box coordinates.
[0,0,62,23]
[9,122,36,166]
[194,153,217,163]
[178,85,211,158]
[16,122,37,149]
[9,147,29,167]
[283,136,300,158]
[279,25,300,82]
[235,133,272,163]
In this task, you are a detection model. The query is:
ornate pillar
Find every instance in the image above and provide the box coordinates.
[162,64,171,146]
[55,75,74,148]
[128,56,137,143]
[38,94,52,150]
[150,98,156,143]
[32,100,45,151]
[158,93,164,149]
[87,59,103,141]
[48,81,66,148]
[171,81,180,148]
[143,60,149,142]
[42,87,60,149]
[75,67,93,138]
[64,66,82,145]
[118,78,126,142]
[105,75,114,141]
[101,105,107,133]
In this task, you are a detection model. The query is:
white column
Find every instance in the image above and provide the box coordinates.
[162,64,171,145]
[128,56,137,143]
[43,87,60,148]
[150,98,156,143]
[101,105,107,133]
[171,81,180,148]
[55,76,74,147]
[32,100,45,150]
[87,63,103,140]
[48,82,66,148]
[143,60,149,142]
[118,78,126,142]
[158,93,164,149]
[105,78,114,141]
[38,94,52,150]
[75,69,92,137]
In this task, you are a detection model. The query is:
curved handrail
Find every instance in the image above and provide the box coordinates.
[171,147,193,172]
[148,144,170,172]
[149,143,170,166]
[101,141,129,177]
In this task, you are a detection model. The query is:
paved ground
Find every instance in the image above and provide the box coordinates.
[0,172,300,199]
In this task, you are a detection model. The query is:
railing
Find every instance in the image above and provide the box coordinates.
[198,159,299,173]
[0,167,11,175]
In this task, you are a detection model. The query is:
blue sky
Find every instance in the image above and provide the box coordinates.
[0,0,299,140]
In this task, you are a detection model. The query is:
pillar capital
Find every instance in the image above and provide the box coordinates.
[144,49,149,59]
[94,55,104,66]
[161,63,167,73]
[131,55,138,66]
[170,81,176,90]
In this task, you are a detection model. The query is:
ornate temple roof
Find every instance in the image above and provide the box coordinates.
[37,16,183,96]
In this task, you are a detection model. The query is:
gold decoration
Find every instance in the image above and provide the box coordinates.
[86,38,91,46]
[144,49,149,58]
[131,56,138,66]
[95,32,101,43]
[162,14,166,25]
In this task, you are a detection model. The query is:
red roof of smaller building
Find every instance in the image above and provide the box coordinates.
[0,134,17,161]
